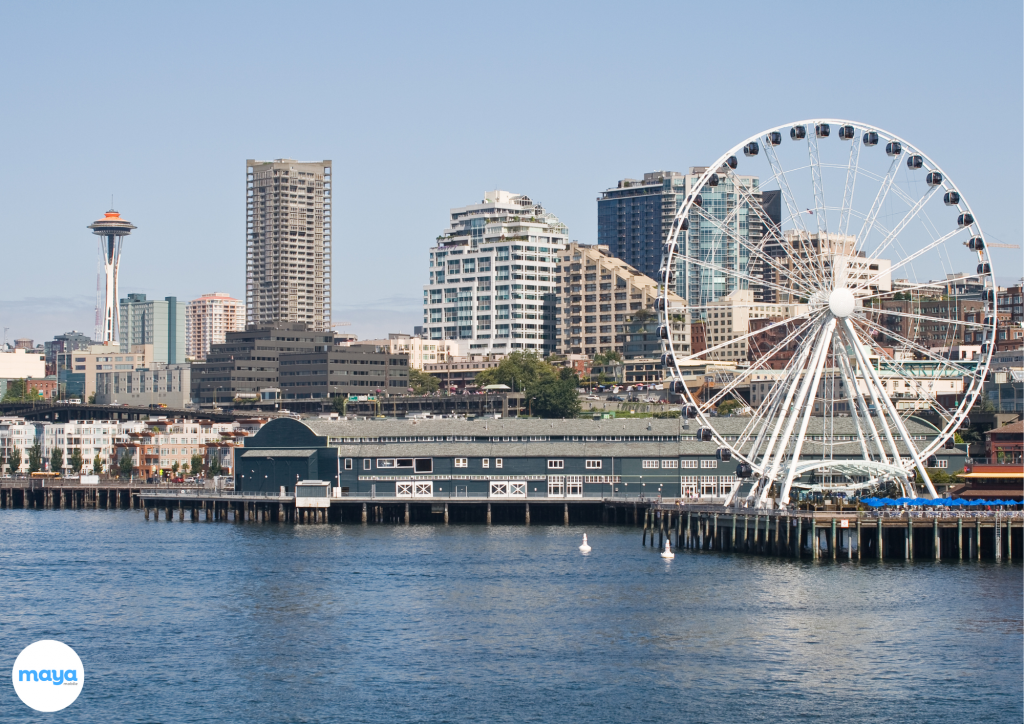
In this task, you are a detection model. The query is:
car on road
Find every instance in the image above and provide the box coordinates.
[585,394,601,400]
[606,395,624,402]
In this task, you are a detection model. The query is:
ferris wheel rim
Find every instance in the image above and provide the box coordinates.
[658,118,997,501]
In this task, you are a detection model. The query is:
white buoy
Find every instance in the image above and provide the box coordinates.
[579,533,591,553]
[661,538,674,559]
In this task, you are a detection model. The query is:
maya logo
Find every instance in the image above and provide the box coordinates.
[11,640,85,712]
[19,668,80,685]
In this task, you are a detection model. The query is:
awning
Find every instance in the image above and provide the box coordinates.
[959,472,1024,479]
[241,449,316,458]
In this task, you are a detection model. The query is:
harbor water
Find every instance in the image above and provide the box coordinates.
[0,510,1021,723]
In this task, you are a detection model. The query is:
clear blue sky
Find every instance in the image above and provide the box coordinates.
[0,0,1020,343]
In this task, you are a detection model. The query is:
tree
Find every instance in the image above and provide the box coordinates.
[171,461,180,478]
[28,442,42,474]
[331,395,346,414]
[532,369,582,419]
[119,451,134,479]
[190,453,203,477]
[593,350,623,367]
[409,368,439,395]
[7,446,21,475]
[209,454,223,477]
[475,351,556,393]
[92,454,104,476]
[717,399,743,416]
[68,448,84,475]
[2,379,27,403]
[87,393,96,404]
[49,447,64,475]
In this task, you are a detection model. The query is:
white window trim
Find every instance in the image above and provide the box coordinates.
[547,459,564,469]
[454,458,468,468]
[585,459,602,469]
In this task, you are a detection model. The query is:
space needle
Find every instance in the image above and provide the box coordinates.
[88,209,136,343]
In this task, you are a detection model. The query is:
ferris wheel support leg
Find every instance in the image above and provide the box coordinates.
[760,321,824,491]
[761,320,834,508]
[840,318,938,499]
[778,319,838,508]
[836,347,887,462]
[843,325,905,466]
[835,351,872,461]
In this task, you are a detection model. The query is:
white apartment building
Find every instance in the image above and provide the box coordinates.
[37,420,125,474]
[557,242,687,358]
[246,159,332,332]
[186,293,245,361]
[424,190,568,356]
[0,417,267,476]
[357,334,465,370]
[0,417,39,474]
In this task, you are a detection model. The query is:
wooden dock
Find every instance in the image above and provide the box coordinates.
[2,480,1020,561]
[644,503,1023,561]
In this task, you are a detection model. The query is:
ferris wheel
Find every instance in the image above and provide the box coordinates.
[658,119,999,508]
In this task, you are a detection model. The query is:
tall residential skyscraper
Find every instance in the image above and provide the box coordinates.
[423,191,568,355]
[185,292,245,361]
[119,293,186,364]
[598,169,765,309]
[597,171,686,282]
[246,159,332,332]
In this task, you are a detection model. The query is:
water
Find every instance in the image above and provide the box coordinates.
[1,510,1021,723]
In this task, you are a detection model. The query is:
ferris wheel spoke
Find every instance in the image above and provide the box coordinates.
[749,318,824,482]
[727,174,828,291]
[700,316,818,411]
[856,150,903,256]
[807,133,828,237]
[855,228,967,293]
[689,206,817,298]
[670,249,806,301]
[863,184,942,263]
[840,319,939,498]
[859,304,987,331]
[838,128,863,236]
[853,314,979,378]
[741,325,821,460]
[857,278,948,303]
[684,310,820,364]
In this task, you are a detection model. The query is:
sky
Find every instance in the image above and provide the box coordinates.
[0,0,1021,345]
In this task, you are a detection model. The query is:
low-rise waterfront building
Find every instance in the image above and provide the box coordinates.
[234,417,965,499]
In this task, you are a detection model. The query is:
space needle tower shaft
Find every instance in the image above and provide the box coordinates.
[88,209,136,343]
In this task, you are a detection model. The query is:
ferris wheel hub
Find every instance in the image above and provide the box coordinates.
[828,287,856,318]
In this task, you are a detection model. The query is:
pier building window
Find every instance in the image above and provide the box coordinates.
[935,459,948,468]
[482,459,490,468]
[455,458,468,468]
[642,460,659,469]
[376,459,396,468]
[700,459,717,469]
[495,458,503,468]
[585,460,602,469]
[547,460,564,469]
[681,460,698,468]
[661,460,678,469]
[363,459,371,471]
